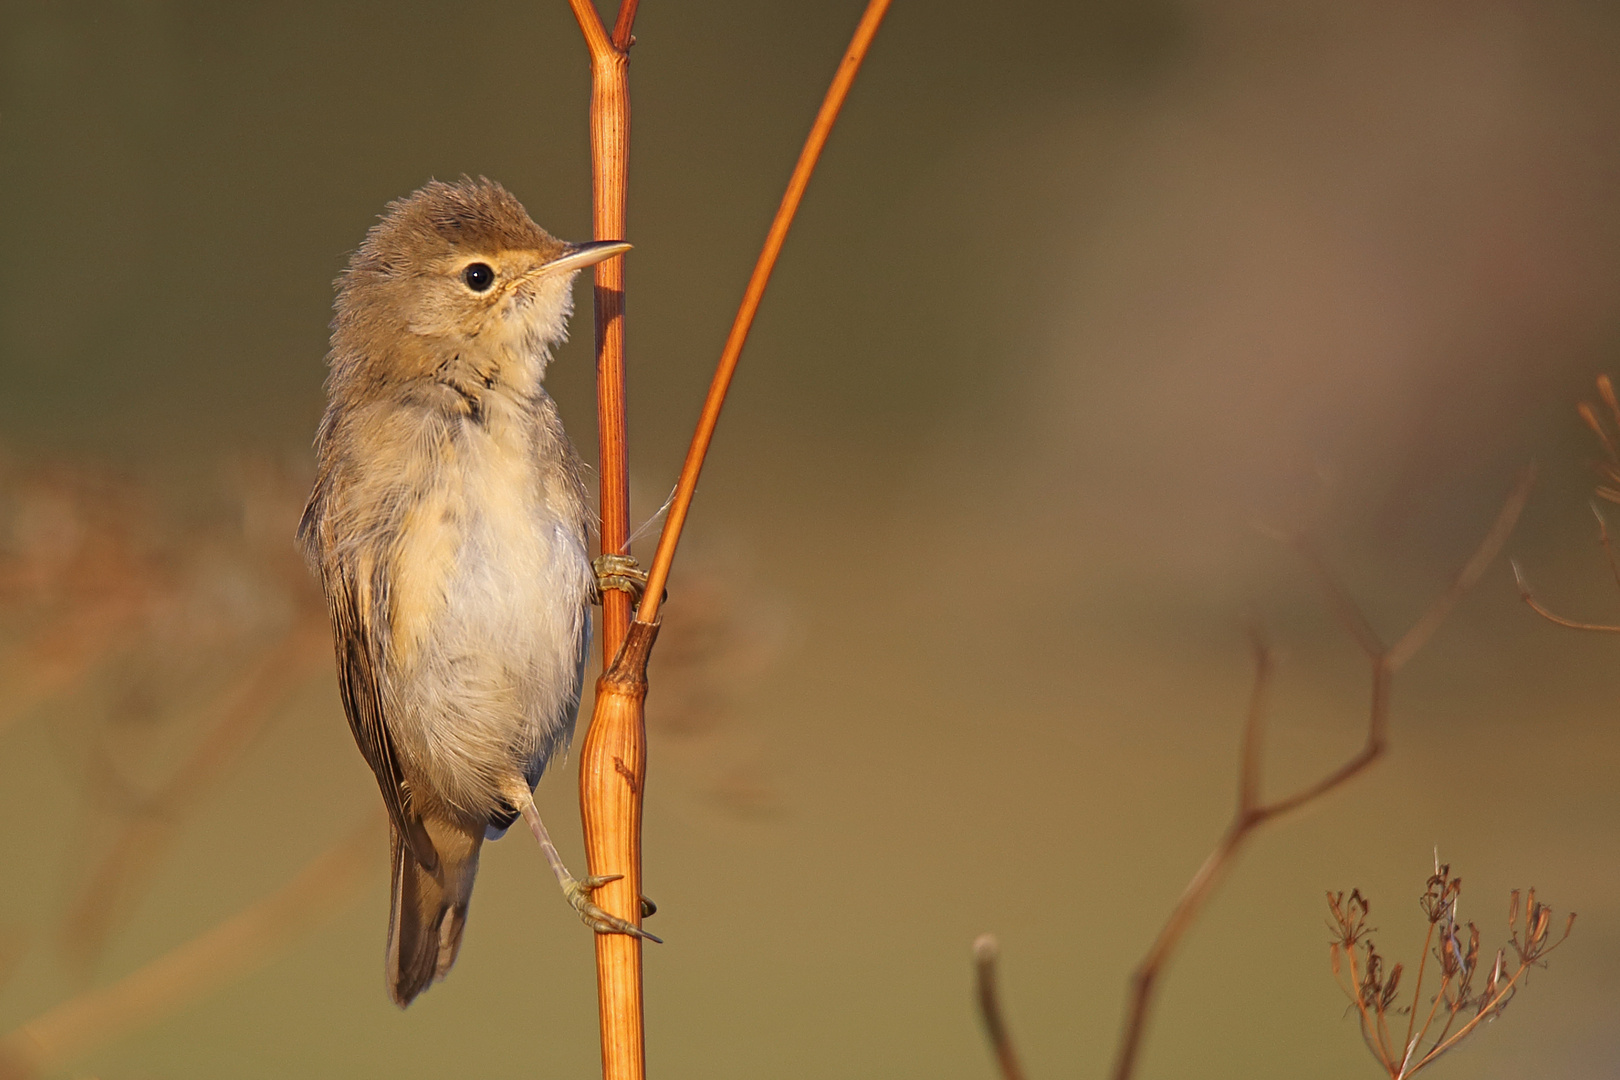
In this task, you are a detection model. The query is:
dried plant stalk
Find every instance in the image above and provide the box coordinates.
[1107,468,1532,1080]
[0,816,382,1080]
[562,4,652,1074]
[634,0,895,623]
[973,934,1026,1080]
[1327,870,1574,1078]
[563,2,891,1078]
[1514,373,1620,633]
[972,469,1533,1080]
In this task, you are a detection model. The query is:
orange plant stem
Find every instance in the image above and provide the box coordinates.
[564,0,644,1077]
[635,0,893,624]
[564,2,891,1077]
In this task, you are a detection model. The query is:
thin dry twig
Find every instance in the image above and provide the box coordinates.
[1519,372,1620,633]
[970,468,1533,1080]
[1510,559,1620,633]
[973,934,1026,1080]
[1105,467,1533,1080]
[634,0,894,624]
[0,815,383,1080]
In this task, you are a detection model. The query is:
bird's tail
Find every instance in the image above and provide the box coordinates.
[386,815,483,1008]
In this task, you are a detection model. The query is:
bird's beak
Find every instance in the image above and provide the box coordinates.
[542,240,633,276]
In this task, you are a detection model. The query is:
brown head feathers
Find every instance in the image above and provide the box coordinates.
[325,177,579,398]
[349,176,567,279]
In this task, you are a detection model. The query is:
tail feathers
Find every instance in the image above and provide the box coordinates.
[386,816,482,1008]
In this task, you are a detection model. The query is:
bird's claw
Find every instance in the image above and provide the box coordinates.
[592,554,649,603]
[562,873,663,943]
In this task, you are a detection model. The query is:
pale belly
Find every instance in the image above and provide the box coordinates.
[384,437,592,820]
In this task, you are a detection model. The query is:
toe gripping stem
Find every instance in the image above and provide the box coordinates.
[564,873,664,943]
[592,553,665,606]
[593,553,647,604]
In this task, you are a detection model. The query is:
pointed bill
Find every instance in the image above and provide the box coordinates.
[544,240,632,276]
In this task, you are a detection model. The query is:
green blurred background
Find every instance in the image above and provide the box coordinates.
[1,0,1618,1077]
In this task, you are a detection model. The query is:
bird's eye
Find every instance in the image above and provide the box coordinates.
[462,263,496,292]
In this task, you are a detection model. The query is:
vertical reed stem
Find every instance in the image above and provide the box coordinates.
[563,2,644,1077]
[563,2,891,1076]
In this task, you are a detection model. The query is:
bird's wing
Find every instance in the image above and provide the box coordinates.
[326,556,438,872]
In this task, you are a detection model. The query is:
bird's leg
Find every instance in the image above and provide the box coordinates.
[513,787,661,943]
[591,553,650,604]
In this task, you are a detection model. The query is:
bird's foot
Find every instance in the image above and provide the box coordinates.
[592,554,648,604]
[561,873,663,943]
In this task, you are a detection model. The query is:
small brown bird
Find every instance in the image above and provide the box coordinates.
[298,177,654,1008]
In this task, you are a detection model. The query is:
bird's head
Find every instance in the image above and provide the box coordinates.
[330,176,627,397]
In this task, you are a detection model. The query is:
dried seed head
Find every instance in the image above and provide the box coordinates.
[1329,871,1576,1076]
[1382,962,1404,1011]
[1420,866,1462,924]
[1327,889,1374,947]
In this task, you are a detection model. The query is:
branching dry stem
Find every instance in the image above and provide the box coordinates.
[633,0,894,622]
[1327,870,1574,1078]
[972,468,1534,1080]
[564,5,651,1075]
[1106,467,1533,1080]
[564,3,891,1078]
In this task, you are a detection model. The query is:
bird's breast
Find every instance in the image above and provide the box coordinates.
[388,410,589,673]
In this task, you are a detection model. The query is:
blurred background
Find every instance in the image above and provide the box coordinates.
[1,0,1618,1077]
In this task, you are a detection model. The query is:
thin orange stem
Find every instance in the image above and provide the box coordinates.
[634,0,893,625]
[1402,971,1450,1078]
[1341,945,1396,1073]
[611,0,639,50]
[587,59,634,659]
[1511,560,1620,632]
[1110,824,1245,1080]
[565,6,892,1080]
[1374,999,1398,1073]
[565,0,612,58]
[1385,467,1534,670]
[1401,921,1438,1063]
[565,4,643,1079]
[1420,963,1531,1065]
[1427,988,1467,1065]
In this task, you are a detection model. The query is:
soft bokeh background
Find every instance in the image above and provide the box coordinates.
[1,0,1618,1077]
